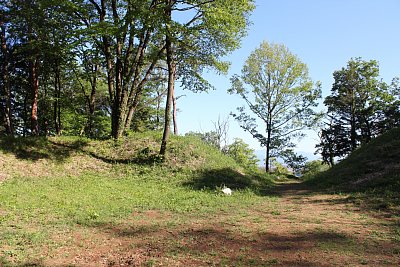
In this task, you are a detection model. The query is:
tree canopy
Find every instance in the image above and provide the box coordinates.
[316,58,399,164]
[0,0,254,157]
[229,41,321,172]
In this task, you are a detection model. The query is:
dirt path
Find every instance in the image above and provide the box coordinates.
[42,181,400,266]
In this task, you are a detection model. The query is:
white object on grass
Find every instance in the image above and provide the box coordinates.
[222,186,232,196]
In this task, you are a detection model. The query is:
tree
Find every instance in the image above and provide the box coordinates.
[212,115,229,151]
[281,149,307,175]
[225,138,258,170]
[302,160,329,179]
[229,41,321,172]
[319,58,397,160]
[76,0,167,139]
[185,131,220,148]
[160,0,255,155]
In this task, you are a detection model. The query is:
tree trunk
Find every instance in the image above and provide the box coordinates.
[265,127,271,172]
[172,92,178,135]
[87,64,98,137]
[30,59,39,135]
[265,114,273,172]
[160,1,175,156]
[350,87,357,151]
[54,64,61,135]
[0,22,13,135]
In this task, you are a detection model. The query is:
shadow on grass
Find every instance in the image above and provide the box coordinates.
[0,137,88,162]
[90,221,381,267]
[87,148,164,165]
[0,257,45,267]
[305,171,400,217]
[182,167,274,196]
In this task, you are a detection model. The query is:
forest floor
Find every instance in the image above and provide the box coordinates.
[34,181,399,267]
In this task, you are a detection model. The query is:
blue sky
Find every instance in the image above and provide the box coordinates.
[174,0,400,160]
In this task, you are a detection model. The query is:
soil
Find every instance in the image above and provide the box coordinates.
[38,182,400,266]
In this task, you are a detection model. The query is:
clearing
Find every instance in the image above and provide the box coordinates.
[3,181,399,266]
[0,134,399,266]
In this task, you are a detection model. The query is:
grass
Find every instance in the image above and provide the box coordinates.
[305,127,400,189]
[1,131,399,266]
[0,133,275,265]
[305,127,400,214]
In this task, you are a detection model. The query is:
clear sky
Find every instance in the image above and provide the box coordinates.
[174,0,400,160]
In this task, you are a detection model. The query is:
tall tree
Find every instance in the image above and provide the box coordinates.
[76,0,166,139]
[160,0,175,155]
[160,0,255,155]
[318,58,399,160]
[229,41,321,172]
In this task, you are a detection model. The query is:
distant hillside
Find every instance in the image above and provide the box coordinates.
[306,127,400,191]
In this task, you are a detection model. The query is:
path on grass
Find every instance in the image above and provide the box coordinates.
[46,181,400,266]
[253,181,400,266]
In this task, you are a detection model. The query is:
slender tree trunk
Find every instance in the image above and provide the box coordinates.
[23,92,28,136]
[160,1,175,155]
[30,59,39,135]
[327,134,335,166]
[172,92,178,135]
[156,91,161,129]
[349,86,358,151]
[0,22,13,135]
[54,64,61,135]
[364,117,372,143]
[88,64,98,137]
[265,111,273,172]
[265,127,271,172]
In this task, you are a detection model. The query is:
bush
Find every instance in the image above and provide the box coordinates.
[225,138,259,170]
[302,160,329,180]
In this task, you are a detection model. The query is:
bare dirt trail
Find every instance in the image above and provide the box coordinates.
[42,181,400,266]
[251,181,400,266]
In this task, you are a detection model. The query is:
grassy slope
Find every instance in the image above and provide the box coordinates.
[306,127,400,210]
[0,133,274,265]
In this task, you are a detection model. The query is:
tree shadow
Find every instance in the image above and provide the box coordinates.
[0,137,88,163]
[0,257,45,267]
[182,167,274,196]
[88,221,380,267]
[86,147,164,166]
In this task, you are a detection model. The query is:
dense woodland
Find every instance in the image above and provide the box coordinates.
[1,0,399,170]
[0,0,254,152]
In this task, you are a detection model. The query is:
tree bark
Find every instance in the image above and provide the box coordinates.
[88,64,98,137]
[30,59,39,135]
[160,0,175,156]
[172,92,178,135]
[265,126,271,172]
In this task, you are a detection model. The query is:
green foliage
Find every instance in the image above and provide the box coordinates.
[1,0,256,144]
[307,127,400,191]
[317,58,399,163]
[177,0,255,92]
[229,41,321,171]
[225,138,259,170]
[270,158,291,177]
[185,131,221,149]
[281,149,307,174]
[302,160,330,180]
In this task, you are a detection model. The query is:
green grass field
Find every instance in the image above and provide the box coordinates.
[0,131,399,266]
